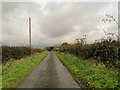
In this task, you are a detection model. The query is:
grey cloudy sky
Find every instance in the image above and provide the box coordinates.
[2,1,118,48]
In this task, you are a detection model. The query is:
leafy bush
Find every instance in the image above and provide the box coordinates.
[59,39,119,67]
[32,48,42,53]
[2,46,30,62]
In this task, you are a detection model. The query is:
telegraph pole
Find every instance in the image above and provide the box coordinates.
[29,17,32,55]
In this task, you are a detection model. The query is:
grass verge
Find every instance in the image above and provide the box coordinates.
[2,52,49,88]
[53,51,118,89]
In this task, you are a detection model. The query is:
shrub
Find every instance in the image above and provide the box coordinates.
[59,39,119,67]
[32,48,42,53]
[2,46,30,62]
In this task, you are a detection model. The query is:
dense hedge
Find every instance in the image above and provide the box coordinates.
[59,39,119,66]
[2,46,30,62]
[32,48,42,53]
[44,46,54,51]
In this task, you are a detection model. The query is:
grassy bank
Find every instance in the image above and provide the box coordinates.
[54,51,118,88]
[2,52,49,88]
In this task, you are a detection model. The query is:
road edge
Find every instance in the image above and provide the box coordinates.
[52,52,81,88]
[15,52,50,88]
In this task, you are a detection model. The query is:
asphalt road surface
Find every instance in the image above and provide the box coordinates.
[17,52,80,88]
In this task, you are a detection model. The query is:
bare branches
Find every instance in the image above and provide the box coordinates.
[102,14,120,27]
[101,14,119,41]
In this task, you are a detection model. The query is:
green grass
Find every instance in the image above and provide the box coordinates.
[0,64,2,89]
[2,52,49,88]
[54,51,119,89]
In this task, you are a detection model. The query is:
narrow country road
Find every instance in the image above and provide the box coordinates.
[17,52,80,88]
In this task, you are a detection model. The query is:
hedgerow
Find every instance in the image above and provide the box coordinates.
[2,46,30,62]
[59,39,119,67]
[2,46,44,63]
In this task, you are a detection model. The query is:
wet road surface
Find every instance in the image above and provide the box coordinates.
[17,52,80,88]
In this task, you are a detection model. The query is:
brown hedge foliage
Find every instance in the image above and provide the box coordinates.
[32,48,42,53]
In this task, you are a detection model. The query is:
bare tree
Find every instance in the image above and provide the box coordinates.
[102,14,119,41]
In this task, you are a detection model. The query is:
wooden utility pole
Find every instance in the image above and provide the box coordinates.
[29,17,32,55]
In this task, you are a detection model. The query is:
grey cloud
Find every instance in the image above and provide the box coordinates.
[2,2,118,48]
[39,2,112,38]
[40,3,104,37]
[2,2,18,13]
